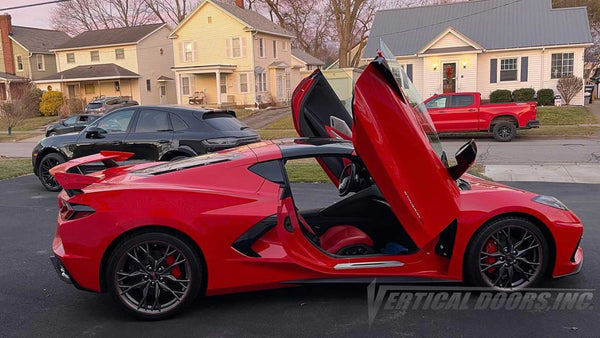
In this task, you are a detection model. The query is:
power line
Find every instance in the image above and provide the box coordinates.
[0,0,71,11]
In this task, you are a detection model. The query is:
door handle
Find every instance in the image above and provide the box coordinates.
[110,141,122,145]
[439,110,446,113]
[467,109,477,112]
[158,139,170,144]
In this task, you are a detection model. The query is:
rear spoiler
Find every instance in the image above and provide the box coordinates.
[49,151,134,190]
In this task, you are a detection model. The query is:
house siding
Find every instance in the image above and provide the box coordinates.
[136,26,176,105]
[56,44,139,73]
[30,53,58,81]
[12,42,31,78]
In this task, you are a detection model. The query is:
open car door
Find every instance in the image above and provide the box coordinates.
[291,70,354,184]
[353,56,460,248]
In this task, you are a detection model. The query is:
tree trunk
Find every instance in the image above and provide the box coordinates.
[7,126,11,135]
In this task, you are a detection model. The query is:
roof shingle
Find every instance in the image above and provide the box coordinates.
[54,23,165,50]
[365,0,593,57]
[212,1,294,37]
[292,48,325,66]
[10,26,70,53]
[37,63,140,82]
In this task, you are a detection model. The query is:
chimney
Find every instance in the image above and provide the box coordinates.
[235,0,244,9]
[0,14,15,75]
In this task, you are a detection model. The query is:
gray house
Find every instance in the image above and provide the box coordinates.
[364,0,593,104]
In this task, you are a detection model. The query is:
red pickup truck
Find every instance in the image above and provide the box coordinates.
[424,92,539,141]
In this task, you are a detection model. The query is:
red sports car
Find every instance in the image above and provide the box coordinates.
[49,55,583,320]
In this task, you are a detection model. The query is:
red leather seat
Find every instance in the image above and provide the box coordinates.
[319,225,374,254]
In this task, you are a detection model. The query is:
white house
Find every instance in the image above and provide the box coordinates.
[364,0,593,105]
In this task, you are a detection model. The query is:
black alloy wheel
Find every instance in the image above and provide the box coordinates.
[38,152,66,192]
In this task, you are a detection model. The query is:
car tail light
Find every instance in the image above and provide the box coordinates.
[59,198,95,220]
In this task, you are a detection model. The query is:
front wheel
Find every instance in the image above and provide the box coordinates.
[106,232,203,320]
[38,152,66,191]
[492,121,516,142]
[464,217,549,290]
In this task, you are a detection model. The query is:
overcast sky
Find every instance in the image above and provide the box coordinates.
[0,0,58,30]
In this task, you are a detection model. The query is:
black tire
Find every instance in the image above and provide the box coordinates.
[106,232,203,320]
[38,152,66,192]
[49,131,58,136]
[492,121,516,142]
[464,217,549,290]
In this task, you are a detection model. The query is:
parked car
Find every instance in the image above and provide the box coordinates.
[424,92,539,141]
[45,114,101,137]
[48,55,582,320]
[85,96,138,113]
[32,106,260,191]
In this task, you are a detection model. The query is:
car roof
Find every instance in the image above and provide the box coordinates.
[131,105,235,116]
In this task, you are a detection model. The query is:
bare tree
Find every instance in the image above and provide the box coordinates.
[0,82,40,135]
[557,75,584,105]
[144,0,200,25]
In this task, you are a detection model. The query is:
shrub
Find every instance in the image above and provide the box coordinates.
[58,98,85,116]
[0,83,39,134]
[39,91,64,116]
[489,89,513,103]
[536,89,555,106]
[512,88,535,102]
[556,75,583,105]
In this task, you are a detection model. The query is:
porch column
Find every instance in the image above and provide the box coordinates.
[6,80,10,101]
[175,73,181,105]
[216,70,221,105]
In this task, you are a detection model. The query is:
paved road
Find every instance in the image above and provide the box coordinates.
[1,176,599,337]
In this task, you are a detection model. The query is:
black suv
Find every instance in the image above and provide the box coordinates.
[85,96,138,113]
[33,106,260,191]
[45,114,101,136]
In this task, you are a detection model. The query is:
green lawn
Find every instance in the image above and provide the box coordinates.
[537,106,598,125]
[0,159,32,180]
[0,115,58,132]
[258,114,296,139]
[232,108,256,120]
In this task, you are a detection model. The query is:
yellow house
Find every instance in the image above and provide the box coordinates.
[169,0,301,107]
[35,24,176,105]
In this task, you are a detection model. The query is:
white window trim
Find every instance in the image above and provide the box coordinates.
[272,39,277,59]
[90,50,100,62]
[550,52,575,79]
[258,38,265,58]
[183,41,194,62]
[181,76,190,96]
[231,37,242,58]
[66,53,75,64]
[256,72,267,92]
[115,48,125,60]
[36,54,45,71]
[498,57,519,83]
[16,55,23,71]
[239,73,249,93]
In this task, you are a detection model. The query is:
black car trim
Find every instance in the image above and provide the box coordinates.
[231,214,278,257]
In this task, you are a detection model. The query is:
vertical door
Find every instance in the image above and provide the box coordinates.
[276,72,284,102]
[67,85,76,99]
[220,74,228,103]
[442,63,457,93]
[160,84,167,104]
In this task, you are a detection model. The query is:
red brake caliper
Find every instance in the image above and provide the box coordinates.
[165,254,182,278]
[485,240,498,273]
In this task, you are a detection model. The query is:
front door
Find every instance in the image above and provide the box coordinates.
[160,84,167,104]
[276,72,284,102]
[67,85,76,99]
[442,63,457,93]
[219,74,228,103]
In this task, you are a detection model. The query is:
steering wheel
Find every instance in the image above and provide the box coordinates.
[338,163,357,196]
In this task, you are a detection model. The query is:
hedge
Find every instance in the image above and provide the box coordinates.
[536,89,554,106]
[512,88,535,102]
[39,91,64,116]
[489,89,513,103]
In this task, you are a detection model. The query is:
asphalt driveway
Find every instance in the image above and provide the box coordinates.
[0,176,598,337]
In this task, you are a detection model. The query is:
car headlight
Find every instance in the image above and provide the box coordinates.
[202,138,238,146]
[532,195,569,210]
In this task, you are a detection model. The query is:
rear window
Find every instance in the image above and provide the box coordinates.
[87,103,103,109]
[198,112,249,131]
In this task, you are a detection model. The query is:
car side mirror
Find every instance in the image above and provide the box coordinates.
[86,127,106,139]
[447,139,477,180]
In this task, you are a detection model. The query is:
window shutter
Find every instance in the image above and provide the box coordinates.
[192,41,197,62]
[178,42,184,62]
[406,64,413,82]
[520,57,528,82]
[226,38,232,58]
[241,37,247,57]
[189,76,195,95]
[490,59,497,83]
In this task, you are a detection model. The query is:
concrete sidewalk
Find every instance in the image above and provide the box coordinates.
[485,164,600,183]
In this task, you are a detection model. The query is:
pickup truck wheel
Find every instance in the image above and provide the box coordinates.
[492,121,516,142]
[38,152,66,192]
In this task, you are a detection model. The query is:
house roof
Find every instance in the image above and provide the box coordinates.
[10,26,70,53]
[291,48,325,66]
[171,0,294,38]
[365,0,593,57]
[54,23,165,50]
[0,72,29,81]
[36,64,140,82]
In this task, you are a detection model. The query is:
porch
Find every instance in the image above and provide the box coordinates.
[173,64,240,107]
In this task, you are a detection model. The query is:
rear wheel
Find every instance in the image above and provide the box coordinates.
[492,121,516,142]
[465,217,549,290]
[38,152,66,192]
[106,232,202,320]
